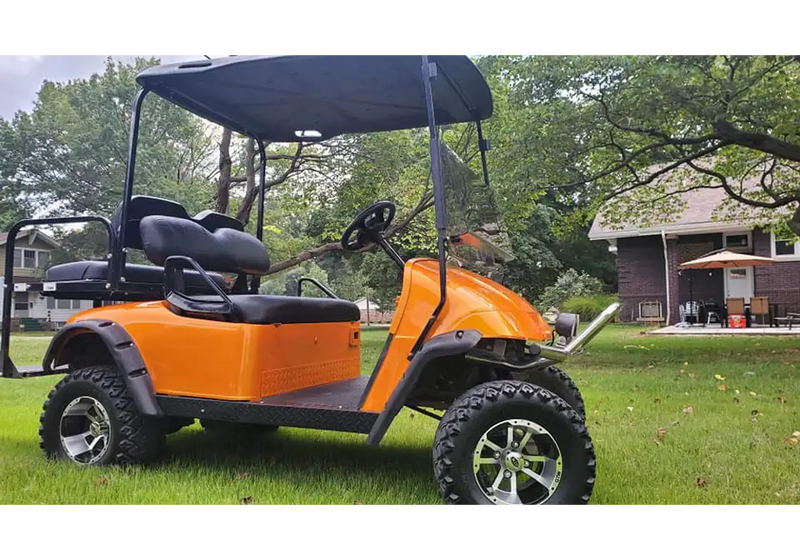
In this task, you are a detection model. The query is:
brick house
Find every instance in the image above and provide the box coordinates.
[589,188,800,324]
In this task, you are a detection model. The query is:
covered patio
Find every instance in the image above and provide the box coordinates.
[669,249,800,333]
[650,324,799,336]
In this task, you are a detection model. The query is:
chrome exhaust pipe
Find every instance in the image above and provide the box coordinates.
[537,302,620,362]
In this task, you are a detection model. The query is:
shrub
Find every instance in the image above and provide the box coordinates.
[562,294,619,322]
[536,269,604,311]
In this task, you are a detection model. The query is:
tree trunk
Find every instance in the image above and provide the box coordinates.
[235,137,257,225]
[215,128,233,214]
[789,204,800,237]
[216,53,239,214]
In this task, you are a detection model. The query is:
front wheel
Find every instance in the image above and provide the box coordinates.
[432,380,596,505]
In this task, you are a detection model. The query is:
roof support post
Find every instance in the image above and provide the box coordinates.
[251,138,268,294]
[662,229,672,325]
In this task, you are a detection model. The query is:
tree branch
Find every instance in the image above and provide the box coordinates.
[713,120,800,163]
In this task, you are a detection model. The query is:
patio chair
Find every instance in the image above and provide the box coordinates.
[680,301,701,325]
[637,301,664,326]
[750,296,770,326]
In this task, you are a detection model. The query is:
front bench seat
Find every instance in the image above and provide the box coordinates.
[190,294,360,324]
[139,215,359,325]
[45,260,227,290]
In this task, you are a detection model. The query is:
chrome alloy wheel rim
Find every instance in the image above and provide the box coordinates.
[472,418,563,505]
[59,396,111,465]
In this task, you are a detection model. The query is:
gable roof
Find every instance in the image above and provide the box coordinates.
[589,188,746,240]
[0,228,60,249]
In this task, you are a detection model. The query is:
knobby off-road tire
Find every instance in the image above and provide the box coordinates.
[39,365,165,466]
[433,380,596,505]
[200,419,279,436]
[524,365,586,419]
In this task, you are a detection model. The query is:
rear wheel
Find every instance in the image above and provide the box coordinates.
[433,380,596,505]
[523,365,586,419]
[39,365,165,465]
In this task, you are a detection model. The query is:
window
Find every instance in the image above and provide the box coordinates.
[771,232,800,259]
[13,250,21,268]
[724,232,752,251]
[13,292,28,311]
[23,250,36,268]
[38,251,50,269]
[46,297,55,309]
[56,299,71,309]
[72,300,82,309]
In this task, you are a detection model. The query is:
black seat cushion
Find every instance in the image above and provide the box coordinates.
[46,261,227,290]
[186,294,360,324]
[139,215,270,275]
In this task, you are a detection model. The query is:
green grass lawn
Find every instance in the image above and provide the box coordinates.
[1,326,798,504]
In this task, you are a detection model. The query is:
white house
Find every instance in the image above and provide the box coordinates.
[0,228,93,329]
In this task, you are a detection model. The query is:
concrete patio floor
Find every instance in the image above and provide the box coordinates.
[650,324,800,336]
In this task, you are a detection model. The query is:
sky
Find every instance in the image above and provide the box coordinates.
[0,55,203,119]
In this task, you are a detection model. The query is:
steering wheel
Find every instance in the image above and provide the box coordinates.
[341,201,396,251]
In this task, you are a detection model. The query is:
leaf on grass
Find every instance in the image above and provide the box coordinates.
[240,496,254,505]
[353,500,363,505]
[684,361,689,365]
[792,431,800,439]
[695,477,708,488]
[744,371,756,377]
[715,374,726,381]
[234,472,250,481]
[626,406,634,412]
[653,438,662,446]
[717,384,727,391]
[682,406,694,415]
[735,389,740,395]
[689,373,697,379]
[679,368,685,374]
[656,427,667,439]
[671,420,681,426]
[749,391,759,398]
[95,477,108,487]
[653,398,661,404]
[777,397,787,404]
[733,397,740,404]
[750,409,759,416]
[750,417,758,424]
[782,437,799,446]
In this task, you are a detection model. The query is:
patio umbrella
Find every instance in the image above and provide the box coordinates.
[679,250,776,325]
[679,250,776,269]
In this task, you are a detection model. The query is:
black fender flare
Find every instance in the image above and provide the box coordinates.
[366,329,482,447]
[42,319,163,417]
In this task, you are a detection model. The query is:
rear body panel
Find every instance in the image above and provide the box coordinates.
[66,302,360,401]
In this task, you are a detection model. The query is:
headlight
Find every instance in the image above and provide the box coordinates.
[554,312,580,340]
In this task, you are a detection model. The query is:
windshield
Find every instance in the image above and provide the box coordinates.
[440,141,514,266]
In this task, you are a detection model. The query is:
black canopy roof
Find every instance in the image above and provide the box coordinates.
[136,55,493,142]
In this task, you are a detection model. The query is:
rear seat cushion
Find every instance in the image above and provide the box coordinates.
[187,294,360,324]
[45,261,227,289]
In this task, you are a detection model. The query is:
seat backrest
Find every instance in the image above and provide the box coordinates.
[193,210,245,232]
[114,196,191,250]
[139,215,270,275]
[751,296,769,314]
[727,297,745,315]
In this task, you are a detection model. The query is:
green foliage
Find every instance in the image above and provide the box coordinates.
[562,294,619,321]
[536,268,604,311]
[481,56,800,234]
[259,261,329,297]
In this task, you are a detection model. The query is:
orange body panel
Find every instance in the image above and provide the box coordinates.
[360,258,552,412]
[67,302,361,401]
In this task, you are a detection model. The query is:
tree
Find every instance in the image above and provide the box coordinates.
[483,56,800,235]
[5,57,217,219]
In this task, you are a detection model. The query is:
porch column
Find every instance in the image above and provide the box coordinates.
[665,238,680,324]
